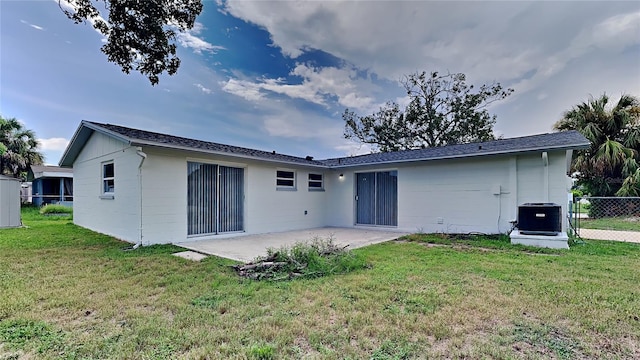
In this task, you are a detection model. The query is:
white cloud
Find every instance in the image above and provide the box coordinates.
[221,78,264,101]
[194,83,212,94]
[222,1,538,81]
[591,11,640,50]
[263,111,373,157]
[20,20,44,31]
[221,63,380,111]
[176,22,226,54]
[504,10,640,104]
[261,108,352,154]
[222,1,640,92]
[333,141,372,157]
[39,138,69,151]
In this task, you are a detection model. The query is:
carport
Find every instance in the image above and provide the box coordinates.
[176,227,408,262]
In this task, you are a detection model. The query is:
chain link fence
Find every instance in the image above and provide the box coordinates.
[571,196,640,243]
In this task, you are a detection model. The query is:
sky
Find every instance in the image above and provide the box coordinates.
[1,0,639,165]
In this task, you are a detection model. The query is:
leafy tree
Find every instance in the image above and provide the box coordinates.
[554,94,640,196]
[0,116,44,179]
[60,0,203,85]
[343,71,514,152]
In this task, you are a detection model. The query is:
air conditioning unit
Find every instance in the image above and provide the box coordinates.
[517,203,562,236]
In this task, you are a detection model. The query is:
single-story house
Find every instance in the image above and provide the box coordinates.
[27,165,73,207]
[59,121,589,246]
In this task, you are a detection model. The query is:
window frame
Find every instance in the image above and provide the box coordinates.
[276,169,296,191]
[308,173,324,191]
[101,161,115,199]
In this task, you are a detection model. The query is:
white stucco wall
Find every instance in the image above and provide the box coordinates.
[137,148,188,245]
[326,150,570,234]
[244,163,327,234]
[515,151,570,231]
[397,157,513,234]
[73,135,571,244]
[324,171,355,227]
[72,132,141,242]
[132,148,328,244]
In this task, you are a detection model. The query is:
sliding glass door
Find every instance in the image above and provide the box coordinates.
[356,171,397,226]
[187,162,244,236]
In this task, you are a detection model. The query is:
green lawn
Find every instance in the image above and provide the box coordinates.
[571,201,590,214]
[1,208,639,359]
[579,216,640,232]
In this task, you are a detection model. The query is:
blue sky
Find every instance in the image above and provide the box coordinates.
[1,0,639,165]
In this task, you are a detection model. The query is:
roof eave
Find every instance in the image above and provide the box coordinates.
[40,172,74,178]
[59,121,133,167]
[129,140,329,169]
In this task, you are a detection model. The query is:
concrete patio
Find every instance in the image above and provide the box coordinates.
[176,227,408,262]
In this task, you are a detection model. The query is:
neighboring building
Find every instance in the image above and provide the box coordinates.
[59,121,589,246]
[27,165,73,207]
[20,182,32,204]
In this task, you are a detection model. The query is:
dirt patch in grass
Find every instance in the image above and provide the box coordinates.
[510,317,585,359]
[396,236,563,256]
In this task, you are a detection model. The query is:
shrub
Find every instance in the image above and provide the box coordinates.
[39,204,73,215]
[233,236,368,281]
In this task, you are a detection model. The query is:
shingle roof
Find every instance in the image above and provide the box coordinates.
[60,121,590,168]
[321,131,590,167]
[83,121,325,166]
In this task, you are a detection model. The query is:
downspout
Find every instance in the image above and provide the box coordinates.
[136,147,147,246]
[542,151,549,202]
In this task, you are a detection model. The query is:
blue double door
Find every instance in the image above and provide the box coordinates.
[356,171,398,226]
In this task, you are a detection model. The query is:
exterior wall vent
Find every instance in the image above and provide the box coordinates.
[517,203,561,236]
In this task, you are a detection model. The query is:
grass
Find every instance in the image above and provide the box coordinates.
[39,204,73,215]
[571,201,590,214]
[0,208,639,358]
[579,216,640,232]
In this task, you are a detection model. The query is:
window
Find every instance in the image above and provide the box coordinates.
[308,173,324,191]
[102,162,115,195]
[276,170,296,189]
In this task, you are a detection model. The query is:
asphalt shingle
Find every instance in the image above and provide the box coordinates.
[87,121,325,166]
[321,131,590,167]
[82,121,589,168]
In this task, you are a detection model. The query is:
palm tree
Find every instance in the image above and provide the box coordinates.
[554,94,640,196]
[0,115,44,179]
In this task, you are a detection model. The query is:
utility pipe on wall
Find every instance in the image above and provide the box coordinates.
[542,151,549,202]
[136,147,147,245]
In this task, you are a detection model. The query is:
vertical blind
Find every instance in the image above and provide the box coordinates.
[376,171,398,226]
[356,172,376,224]
[218,166,244,233]
[187,162,244,236]
[356,171,397,226]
